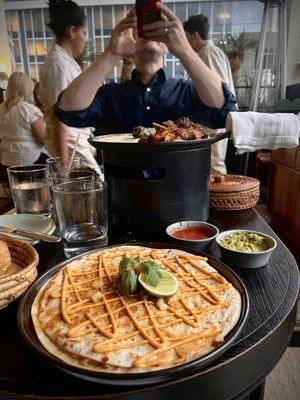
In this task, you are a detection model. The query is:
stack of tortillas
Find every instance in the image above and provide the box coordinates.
[0,241,11,276]
[0,236,39,310]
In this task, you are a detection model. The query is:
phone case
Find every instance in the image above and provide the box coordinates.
[136,0,161,38]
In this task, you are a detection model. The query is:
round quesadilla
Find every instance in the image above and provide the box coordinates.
[31,245,241,373]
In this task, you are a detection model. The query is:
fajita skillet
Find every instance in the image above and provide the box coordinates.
[89,132,232,233]
[89,131,231,152]
[17,242,248,386]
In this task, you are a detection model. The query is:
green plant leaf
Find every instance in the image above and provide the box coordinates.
[116,269,138,296]
[140,261,162,287]
[119,256,140,274]
[140,260,163,271]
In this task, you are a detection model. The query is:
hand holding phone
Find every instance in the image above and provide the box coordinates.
[136,0,161,38]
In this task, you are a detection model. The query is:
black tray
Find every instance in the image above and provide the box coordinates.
[17,243,249,386]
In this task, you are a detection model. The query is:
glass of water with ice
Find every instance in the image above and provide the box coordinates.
[7,164,51,215]
[52,178,107,257]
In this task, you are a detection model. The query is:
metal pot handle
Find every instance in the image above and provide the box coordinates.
[208,131,231,144]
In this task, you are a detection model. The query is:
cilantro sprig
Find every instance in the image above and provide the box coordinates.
[116,256,163,296]
[140,261,162,287]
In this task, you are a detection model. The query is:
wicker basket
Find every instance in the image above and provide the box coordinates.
[209,174,260,211]
[0,235,39,310]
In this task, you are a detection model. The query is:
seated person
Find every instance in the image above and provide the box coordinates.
[0,72,47,173]
[56,4,236,144]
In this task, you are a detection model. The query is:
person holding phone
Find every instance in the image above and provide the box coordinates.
[56,3,236,151]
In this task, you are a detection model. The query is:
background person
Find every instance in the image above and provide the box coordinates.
[39,0,99,172]
[55,4,236,144]
[0,72,47,170]
[184,14,236,174]
[33,82,45,114]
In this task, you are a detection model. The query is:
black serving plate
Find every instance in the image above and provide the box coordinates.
[17,243,249,386]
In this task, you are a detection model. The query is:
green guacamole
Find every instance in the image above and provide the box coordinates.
[220,232,270,253]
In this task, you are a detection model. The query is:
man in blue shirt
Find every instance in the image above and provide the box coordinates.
[56,3,236,136]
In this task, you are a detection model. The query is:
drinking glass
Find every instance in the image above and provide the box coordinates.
[48,171,95,188]
[46,156,81,174]
[48,172,96,227]
[7,164,51,215]
[52,179,108,257]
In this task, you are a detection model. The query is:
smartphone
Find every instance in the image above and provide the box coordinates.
[136,0,161,38]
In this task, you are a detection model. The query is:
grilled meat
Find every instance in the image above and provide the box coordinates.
[162,120,177,128]
[134,117,211,143]
[132,126,156,138]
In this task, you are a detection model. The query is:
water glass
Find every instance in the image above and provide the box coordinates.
[7,164,51,215]
[48,172,96,227]
[52,179,108,257]
[46,156,81,174]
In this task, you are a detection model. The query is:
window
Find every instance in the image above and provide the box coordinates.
[102,6,113,36]
[32,9,43,38]
[175,3,187,22]
[114,5,126,25]
[23,10,32,38]
[34,40,46,62]
[46,39,54,55]
[13,40,21,63]
[93,7,101,37]
[6,10,19,38]
[43,8,53,38]
[5,1,264,83]
[188,3,200,16]
[26,40,36,62]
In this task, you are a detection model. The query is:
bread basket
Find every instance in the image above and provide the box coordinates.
[209,175,260,211]
[0,235,39,310]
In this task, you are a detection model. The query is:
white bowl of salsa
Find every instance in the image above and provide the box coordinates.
[166,221,219,253]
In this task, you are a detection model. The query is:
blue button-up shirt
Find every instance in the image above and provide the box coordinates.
[55,69,236,133]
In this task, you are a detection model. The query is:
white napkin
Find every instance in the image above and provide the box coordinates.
[226,111,300,155]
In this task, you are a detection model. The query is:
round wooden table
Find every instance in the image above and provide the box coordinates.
[0,209,298,400]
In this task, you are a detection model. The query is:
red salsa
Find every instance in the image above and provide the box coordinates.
[171,226,213,240]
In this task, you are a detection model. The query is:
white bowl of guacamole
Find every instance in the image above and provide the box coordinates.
[216,229,277,269]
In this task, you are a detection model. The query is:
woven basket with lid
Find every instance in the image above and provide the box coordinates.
[209,174,260,211]
[0,235,39,310]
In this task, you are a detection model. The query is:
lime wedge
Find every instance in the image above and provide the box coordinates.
[138,270,179,297]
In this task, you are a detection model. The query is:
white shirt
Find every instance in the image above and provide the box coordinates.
[0,101,44,166]
[198,40,235,175]
[39,44,99,172]
[198,40,235,95]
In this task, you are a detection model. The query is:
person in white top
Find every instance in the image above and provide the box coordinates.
[184,15,236,174]
[39,0,99,172]
[0,72,46,168]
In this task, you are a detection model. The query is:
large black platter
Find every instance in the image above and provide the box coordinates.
[17,242,249,386]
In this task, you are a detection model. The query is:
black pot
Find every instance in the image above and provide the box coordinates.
[90,132,229,233]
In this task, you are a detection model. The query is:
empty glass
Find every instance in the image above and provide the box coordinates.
[48,171,96,188]
[7,164,51,215]
[46,156,81,174]
[52,179,107,257]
